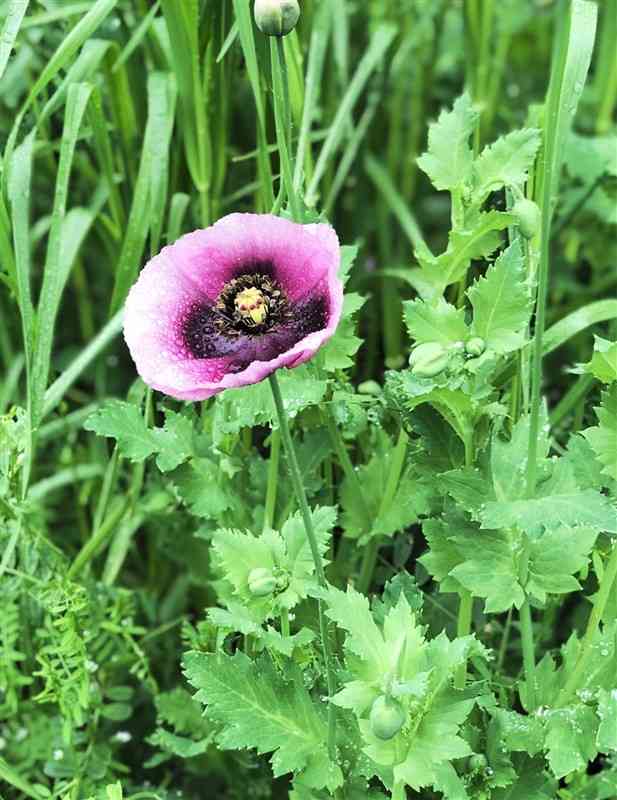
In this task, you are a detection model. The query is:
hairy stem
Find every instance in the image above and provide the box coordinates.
[270,37,300,220]
[263,429,281,531]
[454,591,474,689]
[269,373,338,762]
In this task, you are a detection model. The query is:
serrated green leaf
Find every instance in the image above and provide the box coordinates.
[339,244,359,284]
[422,514,596,611]
[596,688,617,751]
[84,400,158,461]
[340,433,431,540]
[468,241,532,354]
[562,434,607,491]
[491,414,549,503]
[417,93,477,191]
[544,705,598,778]
[154,409,195,472]
[419,211,513,294]
[173,458,234,519]
[322,584,389,674]
[212,507,335,618]
[318,292,366,371]
[278,506,336,608]
[216,365,328,434]
[148,728,210,758]
[585,337,617,384]
[491,757,557,800]
[583,386,617,484]
[472,128,541,203]
[480,486,617,537]
[183,651,341,790]
[492,709,545,756]
[527,526,597,602]
[404,297,468,346]
[324,586,481,794]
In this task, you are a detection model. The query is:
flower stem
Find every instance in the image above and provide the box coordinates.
[497,607,513,672]
[269,373,338,761]
[557,541,617,707]
[454,591,474,689]
[519,597,537,709]
[263,429,281,531]
[270,37,301,220]
[280,606,290,639]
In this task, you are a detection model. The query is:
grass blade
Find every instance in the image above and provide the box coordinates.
[0,0,29,82]
[26,0,118,104]
[306,23,396,205]
[3,0,118,168]
[112,0,161,72]
[167,193,191,243]
[110,71,176,313]
[293,0,332,192]
[39,38,111,126]
[161,0,211,224]
[43,311,124,418]
[232,0,274,210]
[365,153,432,259]
[6,130,35,356]
[29,84,93,434]
[527,0,598,491]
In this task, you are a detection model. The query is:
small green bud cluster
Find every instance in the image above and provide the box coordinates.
[469,753,488,771]
[247,567,278,597]
[512,197,540,239]
[254,0,300,37]
[410,342,450,378]
[369,695,406,740]
[465,336,486,357]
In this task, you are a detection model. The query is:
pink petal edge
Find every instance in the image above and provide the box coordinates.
[123,215,343,400]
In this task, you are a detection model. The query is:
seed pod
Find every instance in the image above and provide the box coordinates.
[254,0,300,37]
[513,198,541,239]
[248,567,277,597]
[369,695,406,741]
[465,337,486,357]
[410,342,449,378]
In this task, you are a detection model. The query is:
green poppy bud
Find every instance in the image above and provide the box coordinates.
[358,380,381,395]
[465,337,486,357]
[513,198,541,239]
[469,753,488,771]
[254,0,300,37]
[248,567,277,597]
[369,695,406,740]
[410,342,449,378]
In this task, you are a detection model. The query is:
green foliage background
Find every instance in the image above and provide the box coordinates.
[0,1,616,799]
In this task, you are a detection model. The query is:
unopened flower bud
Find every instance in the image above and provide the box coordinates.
[369,695,406,740]
[248,567,277,597]
[254,0,300,37]
[410,342,449,378]
[513,198,540,239]
[469,753,488,771]
[465,337,486,357]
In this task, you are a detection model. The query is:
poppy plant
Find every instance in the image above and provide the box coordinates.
[123,213,343,400]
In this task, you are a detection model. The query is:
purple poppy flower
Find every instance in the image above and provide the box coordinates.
[123,213,343,400]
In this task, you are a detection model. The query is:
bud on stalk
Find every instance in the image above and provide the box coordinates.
[254,0,300,37]
[248,567,277,597]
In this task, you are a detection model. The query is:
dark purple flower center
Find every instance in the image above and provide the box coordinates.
[182,269,327,367]
[213,272,293,336]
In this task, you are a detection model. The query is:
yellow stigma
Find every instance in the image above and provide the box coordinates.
[234,286,268,326]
